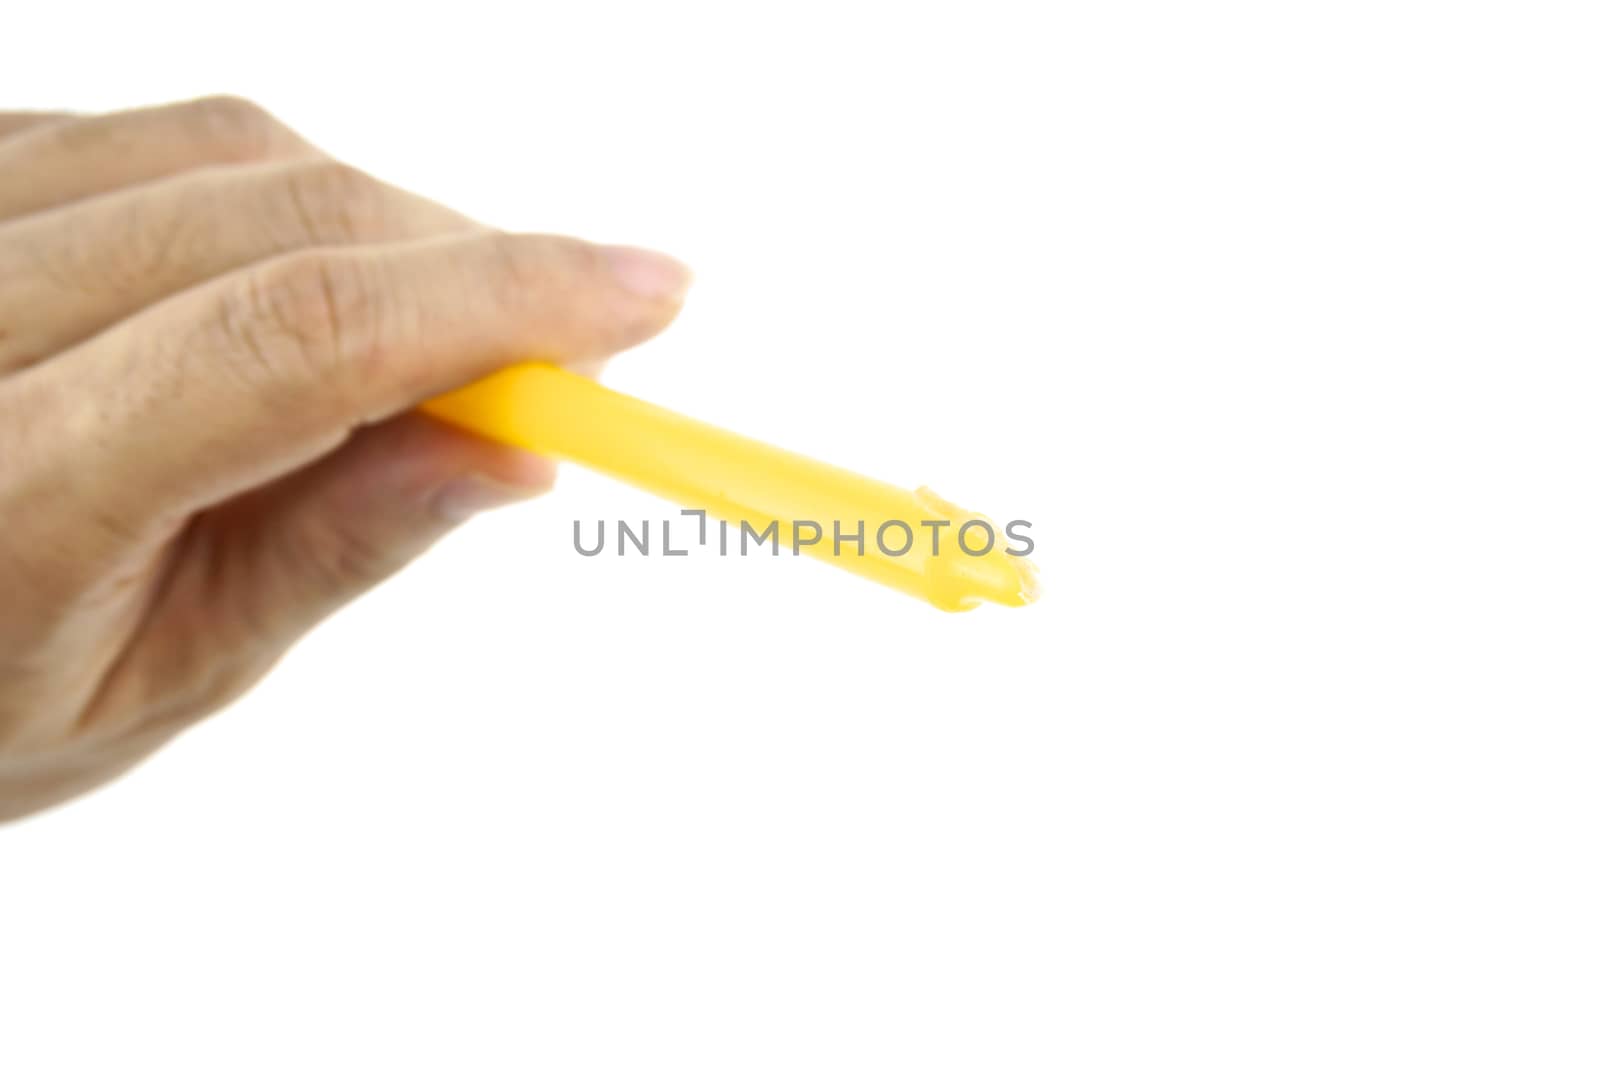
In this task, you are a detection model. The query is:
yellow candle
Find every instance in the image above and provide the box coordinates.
[423,364,1040,612]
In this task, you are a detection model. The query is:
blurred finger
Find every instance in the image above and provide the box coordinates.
[0,158,475,373]
[0,96,315,222]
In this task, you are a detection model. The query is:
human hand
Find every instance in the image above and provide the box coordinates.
[0,98,689,821]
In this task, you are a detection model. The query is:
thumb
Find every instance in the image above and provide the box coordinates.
[217,412,556,642]
[79,413,554,738]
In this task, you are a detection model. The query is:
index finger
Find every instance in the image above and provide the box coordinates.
[0,97,315,222]
[6,231,692,552]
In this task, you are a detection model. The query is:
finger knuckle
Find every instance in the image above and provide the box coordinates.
[219,251,379,403]
[484,231,580,315]
[93,193,193,296]
[483,230,540,296]
[16,194,189,305]
[279,159,391,244]
[482,233,646,360]
[295,514,405,595]
[180,95,293,160]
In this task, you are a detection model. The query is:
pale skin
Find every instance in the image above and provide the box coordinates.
[0,98,691,822]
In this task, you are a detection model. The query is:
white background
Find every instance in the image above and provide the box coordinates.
[4,1,1598,1062]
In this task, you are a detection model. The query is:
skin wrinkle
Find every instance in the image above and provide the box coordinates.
[107,190,186,297]
[0,160,471,372]
[70,521,208,738]
[0,99,313,225]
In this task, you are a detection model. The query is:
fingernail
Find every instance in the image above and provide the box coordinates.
[431,474,544,524]
[599,244,693,301]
